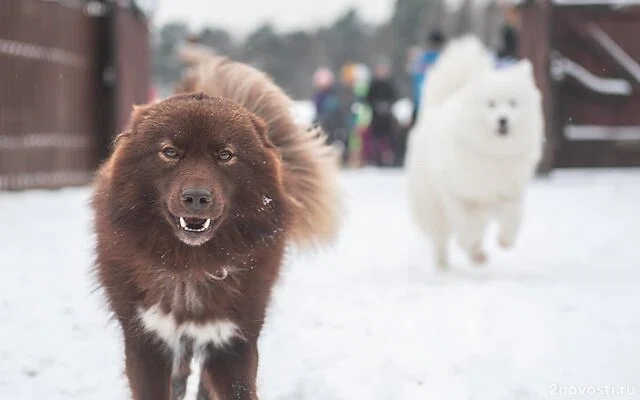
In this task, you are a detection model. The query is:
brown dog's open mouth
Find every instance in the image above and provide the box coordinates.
[178,217,211,233]
[170,214,218,246]
[166,207,223,246]
[178,217,212,233]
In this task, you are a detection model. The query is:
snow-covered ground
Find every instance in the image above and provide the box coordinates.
[1,169,639,399]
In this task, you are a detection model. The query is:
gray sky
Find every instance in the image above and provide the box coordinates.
[151,0,394,34]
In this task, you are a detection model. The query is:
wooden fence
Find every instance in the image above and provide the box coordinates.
[0,0,150,190]
[519,0,640,168]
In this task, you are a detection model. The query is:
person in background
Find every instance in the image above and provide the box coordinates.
[497,7,520,67]
[348,64,372,168]
[312,67,344,152]
[409,30,445,127]
[336,63,359,165]
[366,61,398,167]
[406,45,424,113]
[391,98,414,167]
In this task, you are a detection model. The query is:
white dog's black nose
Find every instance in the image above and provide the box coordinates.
[498,118,509,135]
[181,188,212,211]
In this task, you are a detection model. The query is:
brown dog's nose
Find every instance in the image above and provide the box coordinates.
[181,188,212,211]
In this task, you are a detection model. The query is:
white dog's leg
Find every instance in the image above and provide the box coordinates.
[460,215,489,264]
[449,202,490,265]
[410,185,451,269]
[497,200,522,249]
[432,232,450,269]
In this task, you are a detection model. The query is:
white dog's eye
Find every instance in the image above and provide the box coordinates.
[509,99,518,107]
[488,100,496,109]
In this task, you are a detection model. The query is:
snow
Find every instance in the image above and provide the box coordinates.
[1,168,639,399]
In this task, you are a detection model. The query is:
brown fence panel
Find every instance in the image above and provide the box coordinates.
[519,0,556,172]
[113,6,151,137]
[551,6,640,167]
[521,1,640,168]
[0,0,150,190]
[0,0,99,190]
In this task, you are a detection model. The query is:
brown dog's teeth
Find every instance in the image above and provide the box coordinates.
[179,217,211,232]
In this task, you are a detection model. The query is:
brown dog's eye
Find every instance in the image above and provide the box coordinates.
[218,149,234,162]
[161,147,179,159]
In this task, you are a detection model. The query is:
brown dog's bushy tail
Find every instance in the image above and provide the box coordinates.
[176,56,342,250]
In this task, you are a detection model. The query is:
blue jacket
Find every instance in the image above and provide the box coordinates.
[411,50,441,107]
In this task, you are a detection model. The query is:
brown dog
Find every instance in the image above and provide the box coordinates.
[92,57,341,399]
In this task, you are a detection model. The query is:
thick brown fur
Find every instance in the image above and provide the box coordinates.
[92,60,340,399]
[175,55,342,249]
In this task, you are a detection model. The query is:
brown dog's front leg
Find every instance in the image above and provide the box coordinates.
[124,333,172,400]
[198,340,259,400]
[171,336,195,400]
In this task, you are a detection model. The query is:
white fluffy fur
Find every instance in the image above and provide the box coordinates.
[137,304,243,350]
[406,35,544,267]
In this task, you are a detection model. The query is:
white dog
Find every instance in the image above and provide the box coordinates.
[406,36,544,267]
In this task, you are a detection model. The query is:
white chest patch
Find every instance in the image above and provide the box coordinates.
[138,304,242,350]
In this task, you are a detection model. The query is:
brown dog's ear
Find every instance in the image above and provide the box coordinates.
[113,129,131,147]
[122,104,152,133]
[113,104,152,146]
[250,114,275,149]
[130,104,152,124]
